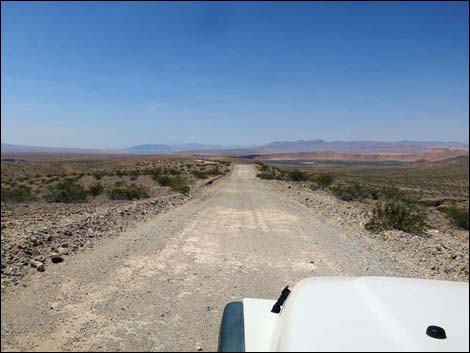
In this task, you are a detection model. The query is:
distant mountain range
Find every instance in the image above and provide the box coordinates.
[255,148,470,163]
[256,139,469,154]
[0,143,114,154]
[2,139,468,156]
[127,143,227,154]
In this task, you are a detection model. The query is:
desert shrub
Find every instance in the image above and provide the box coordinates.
[439,205,469,230]
[168,168,180,175]
[332,183,391,201]
[65,175,80,182]
[156,175,172,187]
[92,171,106,180]
[88,182,104,196]
[155,175,190,194]
[45,179,88,203]
[114,180,125,187]
[332,183,368,201]
[313,174,334,188]
[191,170,209,179]
[129,169,141,178]
[109,184,149,200]
[380,186,417,203]
[287,169,309,181]
[257,172,275,180]
[366,187,382,200]
[366,200,426,233]
[146,167,162,181]
[168,175,190,194]
[1,185,36,202]
[256,161,270,172]
[207,167,221,176]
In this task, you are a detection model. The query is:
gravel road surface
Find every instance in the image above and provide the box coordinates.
[1,165,416,351]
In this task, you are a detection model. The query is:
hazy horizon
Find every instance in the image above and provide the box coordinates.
[2,2,469,148]
[1,138,469,151]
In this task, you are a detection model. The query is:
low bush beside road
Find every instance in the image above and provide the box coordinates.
[45,179,88,203]
[331,183,375,201]
[287,169,309,181]
[88,182,104,196]
[191,170,209,179]
[366,199,427,234]
[167,175,190,194]
[438,205,469,230]
[109,184,150,200]
[312,174,334,188]
[256,162,441,234]
[1,185,37,203]
[1,158,231,203]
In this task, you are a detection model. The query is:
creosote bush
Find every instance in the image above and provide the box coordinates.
[45,179,88,203]
[312,174,334,188]
[156,175,172,187]
[191,170,209,179]
[207,167,221,176]
[92,171,106,180]
[366,199,426,234]
[256,161,270,172]
[438,205,469,230]
[287,169,309,181]
[332,183,372,201]
[109,184,149,200]
[156,175,190,194]
[168,175,190,194]
[88,182,104,196]
[146,167,162,181]
[1,185,36,202]
[257,172,276,180]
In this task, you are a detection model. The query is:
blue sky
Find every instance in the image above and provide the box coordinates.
[1,1,468,148]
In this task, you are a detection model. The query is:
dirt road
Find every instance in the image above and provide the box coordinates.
[1,165,414,351]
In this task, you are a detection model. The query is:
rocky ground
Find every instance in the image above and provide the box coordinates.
[0,177,219,291]
[268,180,469,282]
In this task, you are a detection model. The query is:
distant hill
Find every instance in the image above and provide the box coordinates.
[0,143,112,154]
[127,143,226,154]
[256,139,469,154]
[127,144,174,154]
[254,148,469,162]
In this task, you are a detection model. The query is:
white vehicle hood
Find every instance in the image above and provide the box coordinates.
[243,276,469,352]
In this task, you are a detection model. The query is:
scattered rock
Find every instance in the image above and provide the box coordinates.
[1,188,193,289]
[51,255,64,264]
[29,260,45,272]
[58,247,69,256]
